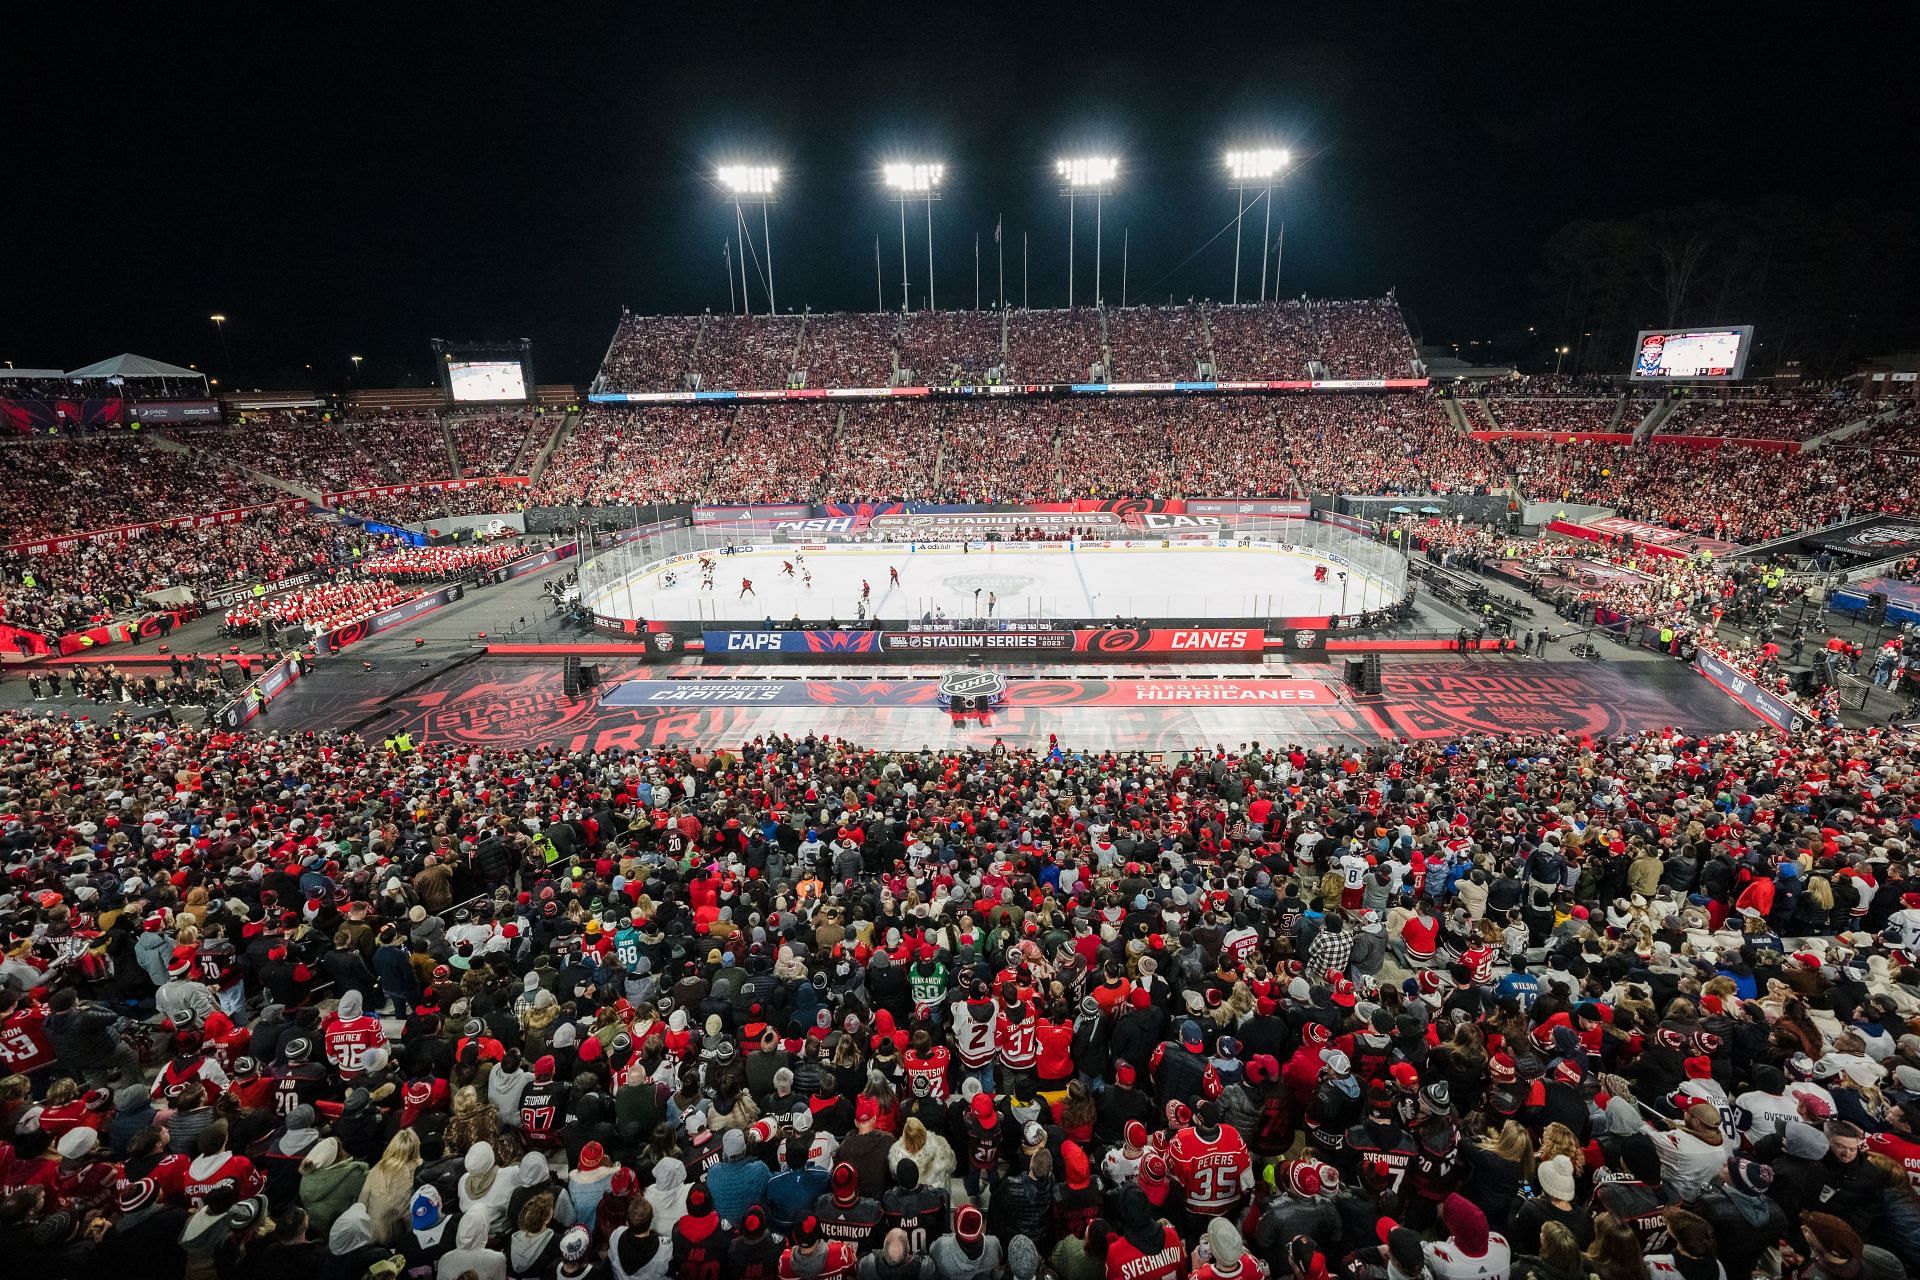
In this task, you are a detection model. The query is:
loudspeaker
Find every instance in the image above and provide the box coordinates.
[563,657,586,697]
[1361,653,1384,695]
[580,663,600,689]
[1344,657,1367,689]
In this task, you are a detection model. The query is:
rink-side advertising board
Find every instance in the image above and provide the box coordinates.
[601,677,1339,708]
[697,626,1303,660]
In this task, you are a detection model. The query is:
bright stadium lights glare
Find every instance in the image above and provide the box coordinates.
[716,164,779,195]
[1224,148,1293,304]
[882,162,944,192]
[1055,156,1118,188]
[1224,148,1290,182]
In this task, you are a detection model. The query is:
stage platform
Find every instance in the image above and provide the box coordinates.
[252,654,1764,753]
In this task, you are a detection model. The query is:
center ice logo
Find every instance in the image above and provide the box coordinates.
[941,573,1036,595]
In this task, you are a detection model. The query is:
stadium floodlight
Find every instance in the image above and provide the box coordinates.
[209,314,231,382]
[1224,148,1293,303]
[1055,156,1118,188]
[717,164,780,314]
[883,163,945,312]
[1224,148,1289,182]
[716,164,779,195]
[882,162,943,192]
[1056,157,1119,307]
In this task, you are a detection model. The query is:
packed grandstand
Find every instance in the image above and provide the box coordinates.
[0,296,1918,1280]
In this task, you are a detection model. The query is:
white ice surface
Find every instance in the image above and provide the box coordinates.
[583,542,1398,622]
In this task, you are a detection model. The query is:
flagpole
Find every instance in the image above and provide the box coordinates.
[875,237,883,313]
[1122,228,1129,308]
[725,241,736,314]
[1022,232,1028,310]
[996,216,1004,310]
[974,234,980,310]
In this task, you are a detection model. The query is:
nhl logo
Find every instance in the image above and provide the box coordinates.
[937,669,1008,701]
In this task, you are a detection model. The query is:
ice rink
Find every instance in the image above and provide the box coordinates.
[581,541,1401,622]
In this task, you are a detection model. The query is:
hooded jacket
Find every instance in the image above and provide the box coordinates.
[459,1143,518,1238]
[438,1210,509,1280]
[645,1156,690,1237]
[301,1142,371,1237]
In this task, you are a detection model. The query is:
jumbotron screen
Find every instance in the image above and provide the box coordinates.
[447,360,529,402]
[1629,326,1753,381]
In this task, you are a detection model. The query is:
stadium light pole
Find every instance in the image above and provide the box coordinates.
[1225,149,1289,304]
[1555,345,1570,375]
[883,163,943,313]
[1057,157,1117,308]
[349,355,363,386]
[717,165,780,314]
[209,314,231,381]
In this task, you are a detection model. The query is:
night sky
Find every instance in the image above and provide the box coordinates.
[9,4,1917,388]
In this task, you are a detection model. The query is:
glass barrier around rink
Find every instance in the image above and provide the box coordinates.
[576,515,1409,623]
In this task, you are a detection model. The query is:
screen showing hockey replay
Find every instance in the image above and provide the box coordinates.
[448,359,529,402]
[1629,326,1753,381]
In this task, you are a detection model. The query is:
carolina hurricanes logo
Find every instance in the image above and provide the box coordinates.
[1088,629,1149,653]
[330,620,370,648]
[1294,631,1319,650]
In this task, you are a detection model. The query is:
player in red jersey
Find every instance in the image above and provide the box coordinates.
[1166,1101,1253,1219]
[1192,1220,1268,1280]
[154,1118,265,1207]
[888,566,900,587]
[321,989,388,1079]
[0,991,55,1077]
[740,578,756,598]
[779,1215,857,1280]
[1102,1187,1187,1280]
[902,1031,951,1102]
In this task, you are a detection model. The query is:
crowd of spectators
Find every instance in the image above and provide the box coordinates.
[827,403,939,502]
[0,437,286,540]
[340,415,457,482]
[1473,400,1624,435]
[696,317,803,391]
[19,662,235,710]
[1205,301,1319,379]
[1503,439,1915,545]
[0,709,1917,1280]
[1657,394,1864,442]
[1281,396,1502,497]
[0,373,209,400]
[534,409,730,509]
[451,412,540,477]
[594,312,704,393]
[1104,305,1209,380]
[799,314,900,389]
[221,578,419,638]
[361,544,525,581]
[933,403,1064,503]
[700,405,840,506]
[535,393,1517,509]
[0,512,353,641]
[1006,310,1105,384]
[333,483,529,528]
[894,312,1003,385]
[1479,375,1622,398]
[592,301,1420,393]
[171,418,389,493]
[1315,298,1416,378]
